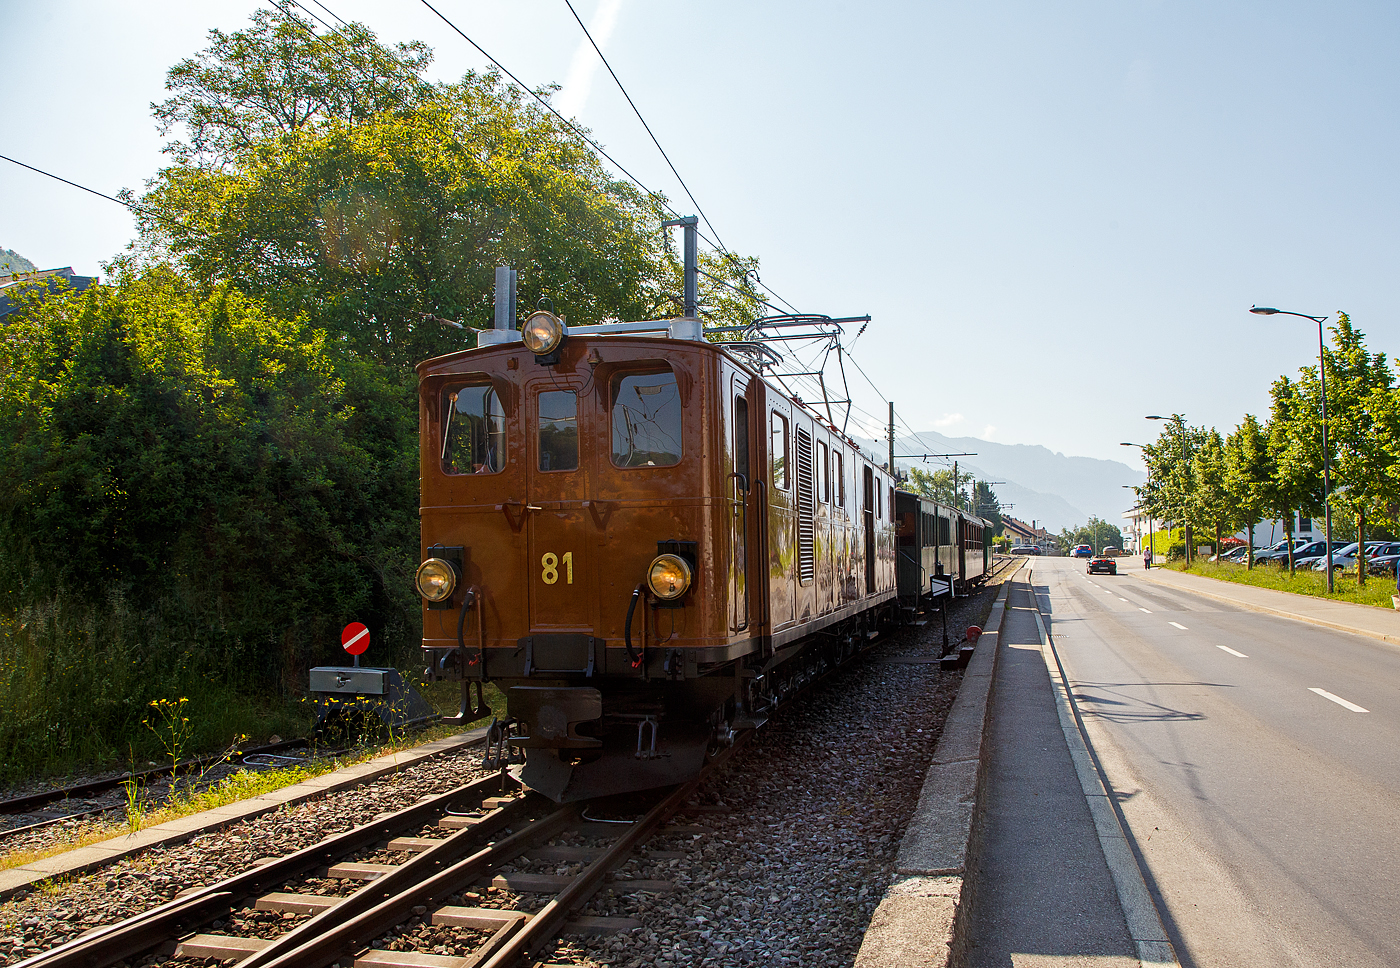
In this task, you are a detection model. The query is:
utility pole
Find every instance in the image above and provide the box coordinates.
[887,401,896,475]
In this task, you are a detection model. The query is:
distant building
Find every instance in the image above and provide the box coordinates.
[1001,513,1057,553]
[0,267,99,320]
[1121,506,1317,553]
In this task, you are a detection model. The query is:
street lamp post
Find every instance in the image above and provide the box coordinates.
[1121,443,1153,566]
[1250,306,1334,592]
[1146,414,1190,562]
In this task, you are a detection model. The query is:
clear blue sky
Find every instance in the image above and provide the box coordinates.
[4,0,1396,472]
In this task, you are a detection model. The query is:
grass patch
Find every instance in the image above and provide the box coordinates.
[1172,560,1400,609]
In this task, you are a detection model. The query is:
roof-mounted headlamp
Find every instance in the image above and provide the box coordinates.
[522,309,567,362]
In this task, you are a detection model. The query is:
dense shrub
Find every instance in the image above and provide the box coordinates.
[0,268,419,776]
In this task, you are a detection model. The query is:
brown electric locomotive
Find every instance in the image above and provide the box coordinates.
[414,311,900,801]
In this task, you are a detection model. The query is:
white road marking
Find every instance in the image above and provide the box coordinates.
[1138,607,1152,613]
[1086,581,1098,587]
[1118,597,1129,602]
[1217,645,1248,658]
[1309,687,1369,713]
[1169,622,1188,630]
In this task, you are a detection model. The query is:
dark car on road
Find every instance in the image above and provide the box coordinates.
[1088,553,1117,575]
[1072,544,1094,558]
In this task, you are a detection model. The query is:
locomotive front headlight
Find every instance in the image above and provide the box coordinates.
[416,557,458,603]
[521,310,566,355]
[647,553,692,601]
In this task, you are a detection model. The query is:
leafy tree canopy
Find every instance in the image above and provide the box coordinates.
[0,264,417,666]
[136,8,762,367]
[1060,517,1124,553]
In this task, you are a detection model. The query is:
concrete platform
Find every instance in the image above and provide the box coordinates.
[855,570,1016,968]
[0,729,487,901]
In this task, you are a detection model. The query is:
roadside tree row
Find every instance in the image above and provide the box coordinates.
[1136,315,1397,579]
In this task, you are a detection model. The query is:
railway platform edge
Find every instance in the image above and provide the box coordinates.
[854,563,1019,968]
[0,728,488,902]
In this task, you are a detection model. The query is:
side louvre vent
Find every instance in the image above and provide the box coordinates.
[796,429,815,583]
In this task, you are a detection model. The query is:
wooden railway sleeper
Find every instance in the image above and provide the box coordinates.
[13,775,520,968]
[238,804,580,968]
[234,794,542,968]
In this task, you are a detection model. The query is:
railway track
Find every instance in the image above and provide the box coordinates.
[13,739,744,968]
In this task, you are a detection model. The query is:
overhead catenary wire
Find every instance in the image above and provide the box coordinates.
[412,0,804,315]
[559,0,802,318]
[291,0,792,320]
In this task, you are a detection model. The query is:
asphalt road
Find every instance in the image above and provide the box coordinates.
[1029,554,1400,968]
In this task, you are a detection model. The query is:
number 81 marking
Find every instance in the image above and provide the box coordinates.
[541,551,574,585]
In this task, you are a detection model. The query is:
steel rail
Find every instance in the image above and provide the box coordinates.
[478,733,752,968]
[13,772,518,968]
[245,804,582,968]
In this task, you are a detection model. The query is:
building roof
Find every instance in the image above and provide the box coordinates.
[0,267,98,319]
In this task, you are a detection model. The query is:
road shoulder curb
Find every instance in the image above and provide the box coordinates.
[0,729,488,902]
[854,564,1020,968]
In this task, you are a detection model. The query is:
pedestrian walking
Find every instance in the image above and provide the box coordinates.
[1144,546,1153,570]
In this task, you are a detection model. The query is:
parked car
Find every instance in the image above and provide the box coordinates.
[1072,544,1094,558]
[1011,545,1041,556]
[1211,545,1252,562]
[1256,538,1313,564]
[1283,540,1332,568]
[1088,553,1117,575]
[1365,544,1400,575]
[1308,541,1391,572]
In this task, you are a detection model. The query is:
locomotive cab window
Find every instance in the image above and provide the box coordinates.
[771,412,789,489]
[611,370,682,467]
[538,390,579,471]
[818,442,830,503]
[442,383,505,475]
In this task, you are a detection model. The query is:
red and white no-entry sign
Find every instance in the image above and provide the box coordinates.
[342,622,370,656]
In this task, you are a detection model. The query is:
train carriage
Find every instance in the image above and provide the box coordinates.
[415,313,900,800]
[895,492,993,604]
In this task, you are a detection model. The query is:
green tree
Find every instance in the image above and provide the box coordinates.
[1190,429,1236,559]
[1224,414,1272,569]
[136,12,762,367]
[0,264,418,682]
[1141,419,1209,561]
[1266,378,1322,574]
[1060,517,1124,553]
[152,7,434,165]
[906,467,967,509]
[1314,314,1394,584]
[970,481,1004,534]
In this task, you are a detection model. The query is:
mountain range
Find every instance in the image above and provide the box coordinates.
[852,430,1145,533]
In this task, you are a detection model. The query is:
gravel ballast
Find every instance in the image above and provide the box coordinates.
[1,568,1010,968]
